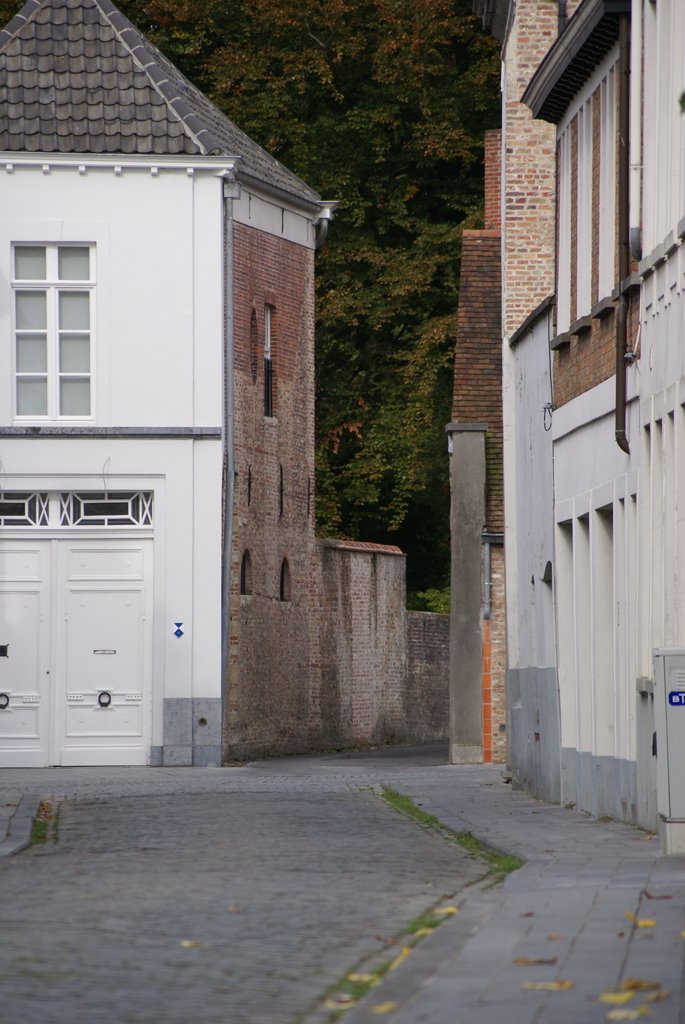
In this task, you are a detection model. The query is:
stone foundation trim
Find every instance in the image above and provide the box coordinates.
[561,747,640,825]
[659,820,685,855]
[162,697,222,768]
[450,744,483,764]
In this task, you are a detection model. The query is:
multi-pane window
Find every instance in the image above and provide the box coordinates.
[264,304,273,417]
[13,243,94,418]
[556,51,618,335]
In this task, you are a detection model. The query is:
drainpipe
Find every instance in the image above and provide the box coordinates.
[482,530,504,620]
[315,201,339,250]
[483,537,492,621]
[615,14,631,454]
[629,0,642,261]
[221,170,241,757]
[557,1,567,35]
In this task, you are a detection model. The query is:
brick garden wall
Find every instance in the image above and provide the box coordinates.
[405,612,449,744]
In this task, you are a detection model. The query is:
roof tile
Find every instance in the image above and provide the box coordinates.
[0,0,319,204]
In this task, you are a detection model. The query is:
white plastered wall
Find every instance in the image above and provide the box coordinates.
[0,159,227,754]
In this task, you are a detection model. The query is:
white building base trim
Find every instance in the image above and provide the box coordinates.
[658,819,685,855]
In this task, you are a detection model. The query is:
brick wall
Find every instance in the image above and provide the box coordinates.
[484,129,501,232]
[316,542,448,749]
[405,613,449,743]
[503,0,557,338]
[225,222,320,759]
[452,231,503,532]
[317,541,407,747]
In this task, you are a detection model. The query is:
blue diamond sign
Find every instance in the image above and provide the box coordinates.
[173,622,184,638]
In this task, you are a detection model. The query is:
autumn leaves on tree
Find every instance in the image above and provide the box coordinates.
[0,0,500,595]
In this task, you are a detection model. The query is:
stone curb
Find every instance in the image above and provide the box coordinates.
[0,793,42,857]
[335,886,507,1024]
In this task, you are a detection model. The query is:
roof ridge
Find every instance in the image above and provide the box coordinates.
[94,0,221,156]
[0,0,43,52]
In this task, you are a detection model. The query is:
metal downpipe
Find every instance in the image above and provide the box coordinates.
[616,15,631,455]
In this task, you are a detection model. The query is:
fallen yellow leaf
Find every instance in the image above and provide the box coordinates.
[388,946,412,972]
[413,927,434,938]
[599,991,635,1005]
[681,930,685,939]
[623,912,655,928]
[521,980,574,991]
[620,979,661,992]
[605,1008,650,1021]
[371,1002,399,1015]
[435,905,458,915]
[226,905,240,913]
[513,957,557,966]
[347,973,377,983]
[546,933,564,940]
[179,940,206,949]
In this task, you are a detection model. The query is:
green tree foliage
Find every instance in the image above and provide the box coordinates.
[0,0,500,592]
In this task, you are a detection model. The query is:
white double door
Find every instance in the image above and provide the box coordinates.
[0,537,152,766]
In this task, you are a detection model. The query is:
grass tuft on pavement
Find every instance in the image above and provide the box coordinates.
[29,800,58,847]
[381,788,523,883]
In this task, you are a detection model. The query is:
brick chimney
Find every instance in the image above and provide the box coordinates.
[483,129,502,233]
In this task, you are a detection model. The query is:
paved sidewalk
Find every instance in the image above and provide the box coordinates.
[1,748,684,1023]
[339,763,685,1024]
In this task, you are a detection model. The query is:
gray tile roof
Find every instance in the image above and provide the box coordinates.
[0,0,320,205]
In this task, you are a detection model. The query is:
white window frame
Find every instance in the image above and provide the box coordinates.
[576,99,593,318]
[557,128,572,334]
[598,67,616,299]
[12,242,95,421]
[264,303,274,418]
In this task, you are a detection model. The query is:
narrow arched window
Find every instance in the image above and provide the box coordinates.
[279,558,291,602]
[279,464,284,518]
[240,551,252,595]
[264,304,274,416]
[249,310,258,384]
[247,464,252,506]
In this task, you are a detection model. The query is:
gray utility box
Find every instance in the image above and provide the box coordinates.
[653,648,685,821]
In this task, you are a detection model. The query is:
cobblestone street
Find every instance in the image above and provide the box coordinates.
[3,747,684,1024]
[0,747,483,1024]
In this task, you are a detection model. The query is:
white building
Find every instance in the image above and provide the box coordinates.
[478,0,685,849]
[0,0,324,767]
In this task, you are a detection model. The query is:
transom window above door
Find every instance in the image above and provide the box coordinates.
[0,491,153,528]
[13,243,94,419]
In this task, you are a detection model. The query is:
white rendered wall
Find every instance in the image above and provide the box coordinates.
[508,313,556,672]
[0,437,223,737]
[552,384,641,812]
[0,160,226,428]
[0,159,226,752]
